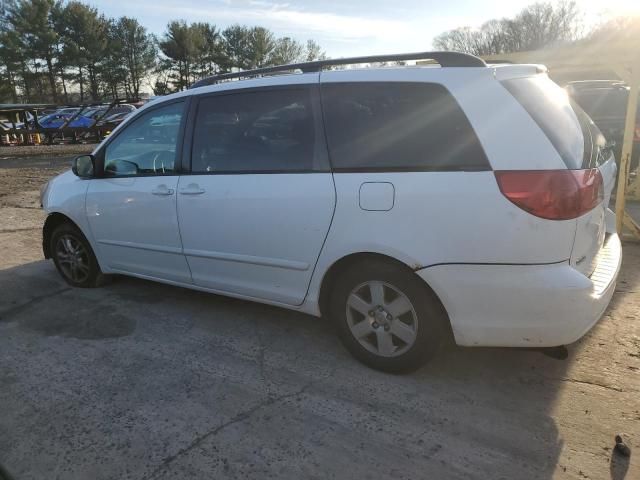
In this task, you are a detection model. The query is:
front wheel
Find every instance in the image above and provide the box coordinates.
[329,260,448,373]
[50,223,106,288]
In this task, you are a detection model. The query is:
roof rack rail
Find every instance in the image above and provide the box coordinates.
[190,51,486,89]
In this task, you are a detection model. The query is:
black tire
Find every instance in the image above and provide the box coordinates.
[50,222,108,288]
[329,259,448,373]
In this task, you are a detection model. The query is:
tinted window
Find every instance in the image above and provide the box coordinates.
[192,88,328,173]
[572,88,629,120]
[104,101,184,176]
[503,77,606,169]
[321,82,489,171]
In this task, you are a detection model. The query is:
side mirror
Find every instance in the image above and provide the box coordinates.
[72,154,95,178]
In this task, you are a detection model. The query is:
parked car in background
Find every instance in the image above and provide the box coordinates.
[52,107,81,116]
[566,80,640,171]
[81,107,107,120]
[35,105,137,130]
[109,104,137,115]
[3,111,34,130]
[96,111,131,129]
[86,104,136,121]
[37,113,70,128]
[38,112,94,129]
[41,52,622,372]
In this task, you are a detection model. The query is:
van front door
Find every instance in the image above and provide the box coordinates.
[177,85,335,305]
[85,100,192,283]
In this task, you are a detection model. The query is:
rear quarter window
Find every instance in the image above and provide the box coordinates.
[502,76,607,169]
[320,82,489,171]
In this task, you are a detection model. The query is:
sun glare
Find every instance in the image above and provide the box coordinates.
[581,0,640,16]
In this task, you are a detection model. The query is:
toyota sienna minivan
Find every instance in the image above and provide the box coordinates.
[41,52,622,372]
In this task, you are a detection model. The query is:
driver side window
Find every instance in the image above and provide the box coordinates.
[104,101,185,176]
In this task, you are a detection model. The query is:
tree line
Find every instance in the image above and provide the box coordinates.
[155,22,325,94]
[0,0,326,104]
[433,1,583,55]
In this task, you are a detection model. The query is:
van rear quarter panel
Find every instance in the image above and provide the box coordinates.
[307,171,577,313]
[315,171,574,268]
[308,69,578,310]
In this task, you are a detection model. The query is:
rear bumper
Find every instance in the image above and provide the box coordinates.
[417,233,622,347]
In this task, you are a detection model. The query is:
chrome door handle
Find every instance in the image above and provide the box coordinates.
[151,185,175,196]
[179,184,205,195]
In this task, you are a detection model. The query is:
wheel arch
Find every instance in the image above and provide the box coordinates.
[317,252,451,333]
[42,212,87,259]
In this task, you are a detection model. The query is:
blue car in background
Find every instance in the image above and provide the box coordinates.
[37,105,136,129]
[38,112,95,129]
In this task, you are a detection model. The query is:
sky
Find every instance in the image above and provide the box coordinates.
[88,0,640,58]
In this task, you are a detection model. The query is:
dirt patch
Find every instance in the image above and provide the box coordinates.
[0,231,44,268]
[0,144,94,159]
[1,191,42,209]
[0,156,68,268]
[0,207,44,231]
[0,167,67,202]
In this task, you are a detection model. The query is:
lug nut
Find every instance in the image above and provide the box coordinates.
[372,322,379,329]
[386,313,392,321]
[384,325,390,332]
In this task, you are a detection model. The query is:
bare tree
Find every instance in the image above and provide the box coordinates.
[434,1,583,55]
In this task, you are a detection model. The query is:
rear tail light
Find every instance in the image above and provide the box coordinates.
[634,124,640,142]
[494,169,603,220]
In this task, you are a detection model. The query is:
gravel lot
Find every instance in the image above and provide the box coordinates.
[0,144,94,160]
[0,154,639,480]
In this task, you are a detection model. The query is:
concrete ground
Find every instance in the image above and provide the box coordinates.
[0,155,639,480]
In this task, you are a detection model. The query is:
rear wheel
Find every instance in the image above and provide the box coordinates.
[50,223,106,288]
[329,259,447,373]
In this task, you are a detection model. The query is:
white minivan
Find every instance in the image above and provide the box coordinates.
[41,52,622,372]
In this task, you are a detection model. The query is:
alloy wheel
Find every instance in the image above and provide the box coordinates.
[345,281,418,357]
[55,234,90,283]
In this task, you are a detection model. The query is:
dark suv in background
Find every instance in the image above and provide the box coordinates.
[566,80,640,171]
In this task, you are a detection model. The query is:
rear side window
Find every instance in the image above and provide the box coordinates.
[321,82,489,171]
[502,76,606,169]
[191,87,329,173]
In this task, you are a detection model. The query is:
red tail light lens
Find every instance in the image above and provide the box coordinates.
[494,169,603,220]
[634,124,640,142]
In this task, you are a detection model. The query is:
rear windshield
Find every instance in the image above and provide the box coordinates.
[502,76,606,169]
